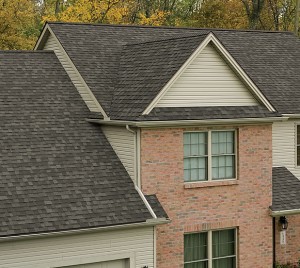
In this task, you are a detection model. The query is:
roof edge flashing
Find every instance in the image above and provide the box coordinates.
[0,220,169,243]
[270,208,300,216]
[87,116,288,127]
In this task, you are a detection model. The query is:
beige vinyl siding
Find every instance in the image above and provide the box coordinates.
[43,33,99,112]
[0,227,154,268]
[272,120,300,179]
[101,126,136,182]
[156,44,258,107]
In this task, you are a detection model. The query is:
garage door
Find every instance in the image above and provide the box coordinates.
[66,259,128,268]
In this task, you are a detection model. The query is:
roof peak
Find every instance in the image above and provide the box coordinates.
[47,21,293,35]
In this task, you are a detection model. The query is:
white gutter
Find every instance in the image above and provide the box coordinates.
[0,218,169,242]
[135,185,157,219]
[282,114,300,118]
[270,208,300,216]
[87,116,288,128]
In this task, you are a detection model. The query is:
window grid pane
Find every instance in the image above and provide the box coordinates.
[211,131,235,180]
[184,132,208,182]
[212,229,236,268]
[184,233,208,263]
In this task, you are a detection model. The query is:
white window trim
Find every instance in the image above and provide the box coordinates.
[184,228,238,268]
[184,129,237,182]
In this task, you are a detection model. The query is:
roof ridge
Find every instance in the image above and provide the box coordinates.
[124,33,209,46]
[47,21,293,34]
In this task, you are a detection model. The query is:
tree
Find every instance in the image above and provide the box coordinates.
[42,0,131,24]
[0,0,39,50]
[241,0,266,29]
[183,0,248,29]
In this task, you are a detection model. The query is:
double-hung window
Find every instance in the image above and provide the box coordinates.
[184,130,236,182]
[184,229,237,268]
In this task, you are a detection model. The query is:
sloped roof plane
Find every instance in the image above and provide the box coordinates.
[0,51,165,238]
[36,22,300,119]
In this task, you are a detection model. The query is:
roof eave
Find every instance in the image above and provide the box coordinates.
[88,116,288,128]
[0,218,170,242]
[282,114,300,118]
[269,208,300,217]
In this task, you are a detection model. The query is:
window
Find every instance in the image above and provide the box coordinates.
[184,131,236,182]
[184,229,237,268]
[297,125,300,166]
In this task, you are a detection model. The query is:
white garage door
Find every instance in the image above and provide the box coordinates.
[66,259,128,268]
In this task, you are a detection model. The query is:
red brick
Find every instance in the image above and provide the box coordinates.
[141,124,273,268]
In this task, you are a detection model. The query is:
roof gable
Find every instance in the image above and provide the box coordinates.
[35,24,108,118]
[143,33,275,114]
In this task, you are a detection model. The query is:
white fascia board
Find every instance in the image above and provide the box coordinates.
[0,219,169,243]
[34,23,49,50]
[142,32,276,115]
[270,208,300,216]
[88,116,288,128]
[135,185,157,219]
[34,24,109,119]
[282,114,300,118]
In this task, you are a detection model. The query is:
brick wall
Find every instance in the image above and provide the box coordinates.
[275,215,300,266]
[141,124,273,268]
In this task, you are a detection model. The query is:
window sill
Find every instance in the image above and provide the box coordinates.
[184,179,238,189]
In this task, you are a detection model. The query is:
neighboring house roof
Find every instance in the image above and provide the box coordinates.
[40,22,300,119]
[0,51,160,238]
[272,167,300,213]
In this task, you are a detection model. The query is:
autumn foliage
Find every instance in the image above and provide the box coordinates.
[0,0,299,50]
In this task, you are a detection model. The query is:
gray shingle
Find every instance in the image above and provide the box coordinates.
[46,23,300,118]
[272,167,300,212]
[111,106,280,121]
[0,51,153,237]
[145,195,168,218]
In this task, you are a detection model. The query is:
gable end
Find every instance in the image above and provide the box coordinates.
[143,33,275,115]
[35,25,108,118]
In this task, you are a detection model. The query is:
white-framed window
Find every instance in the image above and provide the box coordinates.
[184,229,237,268]
[183,130,236,182]
[297,125,300,166]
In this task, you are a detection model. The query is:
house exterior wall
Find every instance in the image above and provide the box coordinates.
[156,44,258,108]
[0,226,154,268]
[273,120,300,178]
[101,126,136,182]
[272,120,300,265]
[275,215,300,266]
[140,124,273,268]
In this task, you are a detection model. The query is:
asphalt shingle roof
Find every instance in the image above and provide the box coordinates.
[111,106,280,121]
[46,23,300,119]
[272,167,300,212]
[145,195,168,219]
[0,51,154,237]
